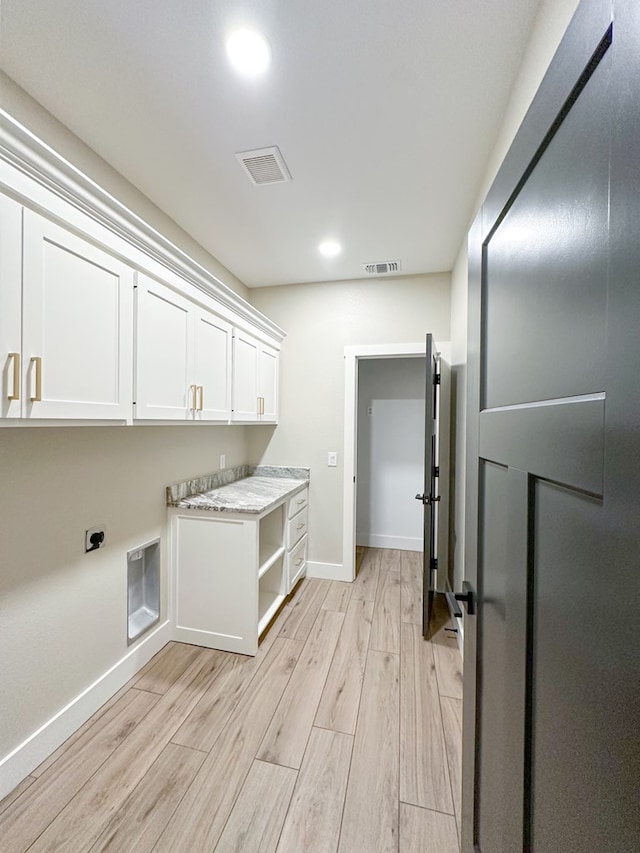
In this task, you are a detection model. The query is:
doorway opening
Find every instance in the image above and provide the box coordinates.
[342,341,459,648]
[342,342,452,582]
[355,356,425,553]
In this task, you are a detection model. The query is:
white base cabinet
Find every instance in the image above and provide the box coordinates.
[171,488,307,656]
[285,486,309,589]
[172,511,261,654]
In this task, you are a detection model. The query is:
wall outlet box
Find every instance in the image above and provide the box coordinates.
[220,453,226,469]
[85,525,106,552]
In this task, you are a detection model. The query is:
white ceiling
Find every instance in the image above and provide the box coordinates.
[0,0,541,288]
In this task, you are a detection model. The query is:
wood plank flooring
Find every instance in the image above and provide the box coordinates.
[0,547,463,853]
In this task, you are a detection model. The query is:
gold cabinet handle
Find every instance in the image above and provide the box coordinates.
[7,352,20,400]
[30,356,42,402]
[257,396,261,415]
[295,557,304,566]
[296,521,305,530]
[296,498,305,505]
[198,385,204,411]
[190,384,198,411]
[260,396,265,415]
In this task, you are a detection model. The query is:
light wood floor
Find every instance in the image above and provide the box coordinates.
[0,547,463,853]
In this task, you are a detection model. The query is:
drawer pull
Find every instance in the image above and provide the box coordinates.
[190,384,198,411]
[296,498,305,504]
[198,385,204,411]
[8,352,20,400]
[296,521,305,530]
[295,557,304,566]
[30,356,42,402]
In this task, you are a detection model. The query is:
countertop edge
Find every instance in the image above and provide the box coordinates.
[167,476,309,516]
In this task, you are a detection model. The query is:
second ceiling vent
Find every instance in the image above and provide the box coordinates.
[363,260,402,275]
[236,146,292,185]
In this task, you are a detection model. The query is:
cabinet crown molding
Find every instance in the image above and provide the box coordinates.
[0,110,284,344]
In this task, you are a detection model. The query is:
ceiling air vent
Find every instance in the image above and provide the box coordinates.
[363,260,402,276]
[236,146,292,185]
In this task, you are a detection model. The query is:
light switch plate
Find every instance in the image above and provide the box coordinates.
[220,453,226,469]
[328,451,338,467]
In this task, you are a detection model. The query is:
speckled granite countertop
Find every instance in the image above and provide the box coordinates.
[167,465,309,515]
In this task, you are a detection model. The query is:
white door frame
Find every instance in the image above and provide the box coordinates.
[342,342,427,581]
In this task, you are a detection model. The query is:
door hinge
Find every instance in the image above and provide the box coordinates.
[433,465,439,477]
[434,373,441,385]
[430,557,438,571]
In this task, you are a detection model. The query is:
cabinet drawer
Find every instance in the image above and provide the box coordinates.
[288,487,308,518]
[287,506,308,549]
[287,534,307,591]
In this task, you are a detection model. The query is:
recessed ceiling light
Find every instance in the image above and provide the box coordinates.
[319,240,342,258]
[226,28,271,76]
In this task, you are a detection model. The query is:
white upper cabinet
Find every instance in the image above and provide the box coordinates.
[135,273,231,421]
[1,205,134,421]
[193,308,232,421]
[259,343,278,422]
[22,211,134,420]
[232,330,259,422]
[135,274,192,420]
[231,330,279,423]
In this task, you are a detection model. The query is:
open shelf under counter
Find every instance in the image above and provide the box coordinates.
[258,553,286,634]
[258,590,286,636]
[258,544,286,579]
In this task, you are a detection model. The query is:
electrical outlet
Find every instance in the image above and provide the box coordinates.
[220,453,226,469]
[328,451,338,467]
[85,525,106,553]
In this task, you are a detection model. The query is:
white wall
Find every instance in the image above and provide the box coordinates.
[249,274,450,568]
[448,0,580,590]
[356,358,425,551]
[0,425,249,766]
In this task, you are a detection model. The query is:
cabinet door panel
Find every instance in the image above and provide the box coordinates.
[194,309,231,421]
[22,210,133,419]
[259,344,278,422]
[135,274,192,420]
[0,196,22,419]
[232,330,259,421]
[174,515,258,655]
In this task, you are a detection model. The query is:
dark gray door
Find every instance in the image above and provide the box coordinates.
[417,332,439,636]
[462,1,640,851]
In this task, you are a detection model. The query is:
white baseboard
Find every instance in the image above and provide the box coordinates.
[306,561,350,582]
[356,533,422,551]
[0,619,172,800]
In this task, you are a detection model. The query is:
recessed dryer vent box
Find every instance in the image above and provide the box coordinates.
[127,538,160,643]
